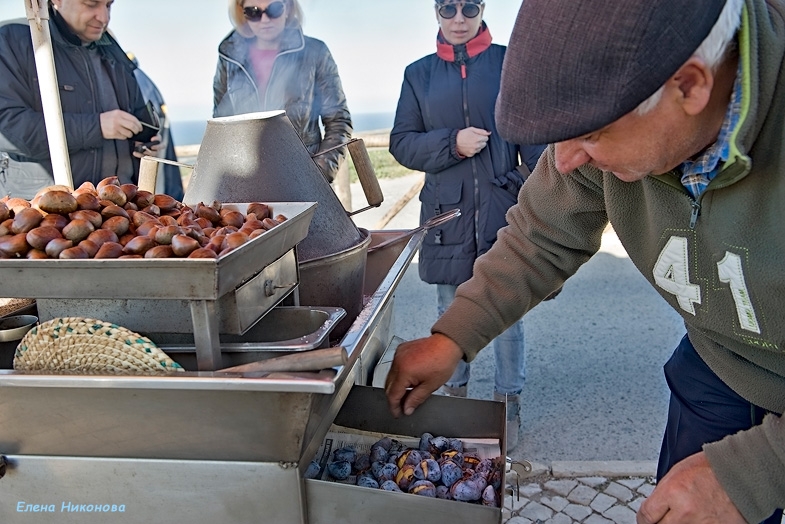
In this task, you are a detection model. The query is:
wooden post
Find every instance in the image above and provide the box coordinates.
[138,156,158,194]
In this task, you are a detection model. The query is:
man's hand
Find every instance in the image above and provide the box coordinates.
[637,452,745,524]
[385,333,464,418]
[456,127,491,158]
[100,109,143,140]
[133,135,163,159]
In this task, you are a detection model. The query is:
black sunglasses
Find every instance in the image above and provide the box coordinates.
[243,2,285,21]
[437,2,482,19]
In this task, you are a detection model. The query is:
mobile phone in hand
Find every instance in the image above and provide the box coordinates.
[134,139,160,154]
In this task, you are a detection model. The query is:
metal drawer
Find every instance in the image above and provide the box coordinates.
[305,385,506,524]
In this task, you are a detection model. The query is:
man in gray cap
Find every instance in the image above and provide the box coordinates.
[386,0,785,522]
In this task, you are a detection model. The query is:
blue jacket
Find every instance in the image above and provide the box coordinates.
[390,25,545,285]
[0,10,149,199]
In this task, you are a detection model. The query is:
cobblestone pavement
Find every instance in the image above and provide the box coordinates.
[503,469,655,524]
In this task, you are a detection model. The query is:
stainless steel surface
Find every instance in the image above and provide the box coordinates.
[22,203,314,371]
[217,346,347,374]
[334,384,506,443]
[296,231,427,469]
[183,111,362,262]
[0,384,318,461]
[0,230,426,524]
[367,208,461,253]
[0,202,316,300]
[190,299,222,371]
[0,316,37,342]
[294,228,372,341]
[305,386,505,524]
[37,249,300,335]
[306,481,500,524]
[0,456,307,524]
[152,306,346,372]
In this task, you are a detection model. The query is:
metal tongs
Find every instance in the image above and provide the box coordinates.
[368,208,461,253]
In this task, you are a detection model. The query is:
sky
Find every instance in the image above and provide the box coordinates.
[0,0,523,123]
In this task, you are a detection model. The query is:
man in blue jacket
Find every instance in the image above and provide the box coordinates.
[0,0,156,199]
[389,0,545,449]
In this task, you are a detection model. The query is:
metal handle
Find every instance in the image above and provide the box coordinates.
[313,138,384,212]
[368,208,461,253]
[264,279,297,297]
[217,346,348,374]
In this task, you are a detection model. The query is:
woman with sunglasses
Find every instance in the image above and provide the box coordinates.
[213,0,352,182]
[389,0,546,450]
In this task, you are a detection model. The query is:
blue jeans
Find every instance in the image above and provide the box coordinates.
[437,284,526,395]
[659,335,783,524]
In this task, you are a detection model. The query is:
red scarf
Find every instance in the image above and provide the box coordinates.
[436,22,492,78]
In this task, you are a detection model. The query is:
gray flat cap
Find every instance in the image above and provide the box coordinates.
[496,0,726,144]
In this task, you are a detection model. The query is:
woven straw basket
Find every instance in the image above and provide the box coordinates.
[14,317,184,375]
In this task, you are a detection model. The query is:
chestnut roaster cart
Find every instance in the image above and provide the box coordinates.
[0,112,507,523]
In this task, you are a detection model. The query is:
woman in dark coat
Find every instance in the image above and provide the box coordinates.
[213,0,352,182]
[389,0,545,449]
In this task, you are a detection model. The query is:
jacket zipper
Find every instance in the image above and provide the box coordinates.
[219,31,305,110]
[689,199,701,229]
[219,54,260,103]
[456,48,480,249]
[652,174,703,230]
[262,45,300,109]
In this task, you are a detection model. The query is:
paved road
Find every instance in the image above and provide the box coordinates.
[350,173,685,466]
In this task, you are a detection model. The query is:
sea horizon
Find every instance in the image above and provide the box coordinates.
[170,111,394,147]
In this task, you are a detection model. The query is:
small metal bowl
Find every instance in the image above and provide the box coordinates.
[0,315,38,342]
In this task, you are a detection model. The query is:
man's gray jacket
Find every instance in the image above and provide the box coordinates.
[0,10,148,198]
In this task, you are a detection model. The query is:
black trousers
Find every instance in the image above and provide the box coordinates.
[658,335,783,524]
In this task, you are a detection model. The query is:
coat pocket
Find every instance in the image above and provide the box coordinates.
[419,177,465,246]
[0,158,54,200]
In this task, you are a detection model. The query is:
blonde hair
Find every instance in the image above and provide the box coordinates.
[228,0,304,38]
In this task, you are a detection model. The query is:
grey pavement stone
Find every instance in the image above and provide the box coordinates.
[544,480,578,497]
[616,478,645,490]
[545,514,574,524]
[603,504,638,524]
[567,484,599,505]
[511,495,530,513]
[604,482,634,502]
[584,515,614,524]
[589,492,617,513]
[520,483,543,498]
[577,476,607,487]
[520,501,554,521]
[506,517,533,524]
[541,495,569,512]
[552,462,657,478]
[544,479,578,497]
[563,503,593,521]
[636,483,656,497]
[629,496,646,513]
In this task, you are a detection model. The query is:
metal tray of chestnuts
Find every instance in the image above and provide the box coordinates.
[0,202,317,301]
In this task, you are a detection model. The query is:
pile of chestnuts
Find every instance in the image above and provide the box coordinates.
[0,177,286,260]
[305,432,503,507]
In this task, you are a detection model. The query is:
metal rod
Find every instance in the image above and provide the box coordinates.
[310,138,359,158]
[139,155,194,169]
